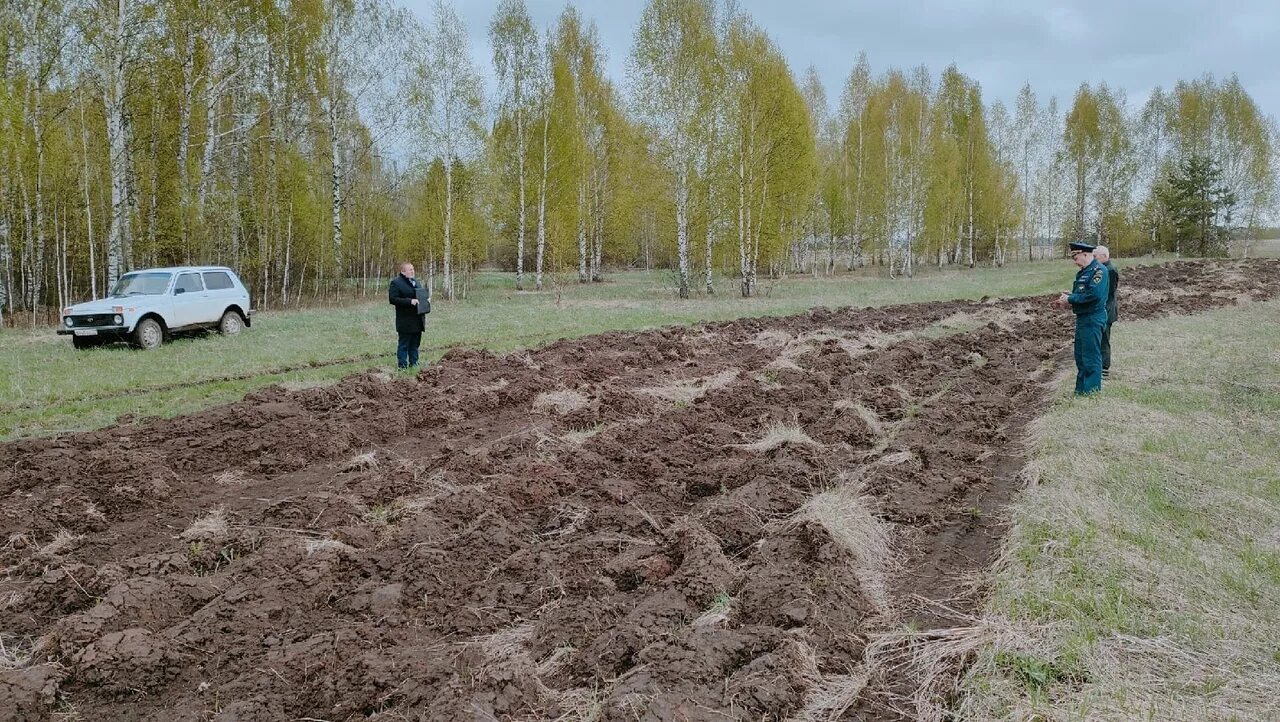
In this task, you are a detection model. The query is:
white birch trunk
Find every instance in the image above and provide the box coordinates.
[535,109,548,291]
[329,97,343,276]
[443,156,454,300]
[737,148,748,297]
[850,120,865,270]
[104,0,129,288]
[79,90,97,299]
[591,167,603,283]
[515,107,526,290]
[32,81,47,314]
[577,180,588,283]
[675,163,690,299]
[704,185,714,295]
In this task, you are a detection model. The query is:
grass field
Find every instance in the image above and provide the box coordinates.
[957,299,1280,720]
[0,259,1154,440]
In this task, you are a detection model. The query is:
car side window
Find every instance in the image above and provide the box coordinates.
[175,273,204,294]
[203,271,234,291]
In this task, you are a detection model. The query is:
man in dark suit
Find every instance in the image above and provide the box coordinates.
[1094,245,1119,378]
[388,262,428,369]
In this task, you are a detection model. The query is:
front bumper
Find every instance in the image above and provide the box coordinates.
[57,326,130,338]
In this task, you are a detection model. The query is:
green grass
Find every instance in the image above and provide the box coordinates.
[0,258,1155,440]
[957,300,1280,721]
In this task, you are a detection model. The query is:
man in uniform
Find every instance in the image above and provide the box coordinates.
[1056,242,1109,395]
[1094,245,1119,378]
[388,262,428,369]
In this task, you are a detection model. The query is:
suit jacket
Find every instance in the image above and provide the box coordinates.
[389,274,427,333]
[1103,260,1119,321]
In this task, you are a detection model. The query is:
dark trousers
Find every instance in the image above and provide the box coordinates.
[1101,318,1115,370]
[397,332,422,368]
[1073,314,1106,395]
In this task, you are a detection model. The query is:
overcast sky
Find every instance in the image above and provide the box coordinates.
[399,0,1278,123]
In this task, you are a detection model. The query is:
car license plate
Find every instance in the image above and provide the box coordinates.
[73,329,98,337]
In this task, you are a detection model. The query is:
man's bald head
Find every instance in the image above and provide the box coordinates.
[400,262,415,278]
[1095,246,1110,262]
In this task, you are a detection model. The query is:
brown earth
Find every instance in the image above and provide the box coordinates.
[2,259,1279,722]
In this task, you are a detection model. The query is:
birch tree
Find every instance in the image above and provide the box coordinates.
[628,0,717,299]
[80,0,154,288]
[489,0,539,290]
[1013,83,1040,260]
[838,52,872,270]
[410,0,484,300]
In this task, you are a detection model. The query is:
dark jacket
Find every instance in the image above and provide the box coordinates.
[1067,258,1109,317]
[389,274,426,334]
[1103,260,1119,322]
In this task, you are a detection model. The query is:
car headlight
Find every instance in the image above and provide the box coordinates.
[114,315,123,325]
[65,317,74,327]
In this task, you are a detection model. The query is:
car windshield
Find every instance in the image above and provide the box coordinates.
[110,272,172,297]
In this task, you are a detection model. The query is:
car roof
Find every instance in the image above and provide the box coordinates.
[122,266,237,274]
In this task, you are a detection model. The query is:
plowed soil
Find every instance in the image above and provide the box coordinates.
[3,259,1279,722]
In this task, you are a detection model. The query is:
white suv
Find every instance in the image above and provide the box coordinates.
[58,266,253,350]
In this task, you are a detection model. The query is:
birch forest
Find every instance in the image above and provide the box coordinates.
[1,0,1276,323]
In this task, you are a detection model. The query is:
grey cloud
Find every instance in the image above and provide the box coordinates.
[404,0,1277,120]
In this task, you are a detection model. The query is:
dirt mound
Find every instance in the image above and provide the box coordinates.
[2,259,1278,721]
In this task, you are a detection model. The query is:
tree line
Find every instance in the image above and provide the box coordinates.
[1,0,1276,324]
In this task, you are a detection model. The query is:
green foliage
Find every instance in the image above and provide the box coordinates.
[0,0,1276,323]
[1158,154,1237,257]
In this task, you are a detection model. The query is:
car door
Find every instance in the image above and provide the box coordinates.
[171,272,207,328]
[202,270,237,320]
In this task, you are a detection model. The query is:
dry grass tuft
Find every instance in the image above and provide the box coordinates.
[214,469,249,485]
[829,329,911,360]
[83,502,106,522]
[0,634,33,671]
[180,508,229,541]
[536,645,575,678]
[561,423,615,445]
[751,329,792,348]
[340,451,380,473]
[868,617,1037,722]
[533,389,590,415]
[280,378,331,392]
[875,450,915,467]
[692,593,733,628]
[788,669,872,722]
[36,529,83,558]
[835,400,886,437]
[303,538,354,556]
[740,423,823,452]
[637,369,739,403]
[791,483,894,615]
[474,623,537,661]
[549,685,605,722]
[765,355,807,373]
[540,503,590,538]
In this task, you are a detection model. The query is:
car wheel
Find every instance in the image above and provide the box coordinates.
[133,318,164,350]
[218,310,244,336]
[72,335,104,350]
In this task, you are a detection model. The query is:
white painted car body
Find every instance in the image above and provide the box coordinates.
[58,266,253,349]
